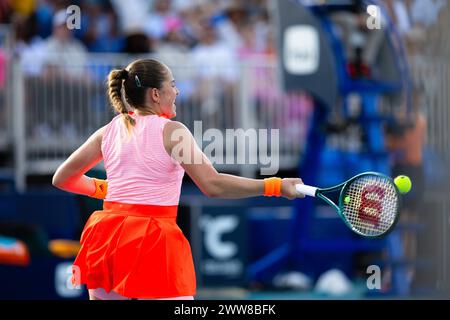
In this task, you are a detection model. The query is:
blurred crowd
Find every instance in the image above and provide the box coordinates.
[0,0,445,84]
[0,0,274,75]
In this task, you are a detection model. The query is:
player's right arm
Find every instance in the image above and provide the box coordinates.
[163,121,303,200]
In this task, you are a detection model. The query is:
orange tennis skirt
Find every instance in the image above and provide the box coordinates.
[72,201,196,299]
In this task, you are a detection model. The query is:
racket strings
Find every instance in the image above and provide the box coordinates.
[342,175,398,236]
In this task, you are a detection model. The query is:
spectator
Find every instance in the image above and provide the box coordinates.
[0,0,11,23]
[190,21,238,124]
[9,0,36,18]
[191,21,238,84]
[213,1,246,51]
[410,0,445,28]
[331,2,386,79]
[144,0,180,41]
[122,31,153,54]
[42,9,88,79]
[78,0,123,53]
[109,0,148,34]
[13,13,47,76]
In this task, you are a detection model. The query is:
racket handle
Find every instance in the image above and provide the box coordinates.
[295,184,317,197]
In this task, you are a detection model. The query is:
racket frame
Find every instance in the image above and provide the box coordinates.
[314,172,401,238]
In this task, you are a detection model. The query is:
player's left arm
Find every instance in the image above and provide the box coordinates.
[52,126,105,196]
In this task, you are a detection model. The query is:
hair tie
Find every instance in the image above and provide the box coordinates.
[121,69,128,79]
[135,75,142,88]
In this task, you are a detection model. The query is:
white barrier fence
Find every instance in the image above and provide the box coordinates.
[410,56,450,159]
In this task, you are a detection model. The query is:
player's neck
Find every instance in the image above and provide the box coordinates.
[134,108,159,117]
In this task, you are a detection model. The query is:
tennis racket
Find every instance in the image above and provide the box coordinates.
[295,172,401,238]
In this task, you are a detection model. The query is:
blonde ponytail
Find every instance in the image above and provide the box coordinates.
[108,69,135,134]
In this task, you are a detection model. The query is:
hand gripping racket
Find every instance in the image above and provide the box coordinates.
[296,172,401,238]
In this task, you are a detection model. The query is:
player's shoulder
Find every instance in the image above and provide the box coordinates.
[163,121,193,147]
[163,120,190,134]
[92,125,108,143]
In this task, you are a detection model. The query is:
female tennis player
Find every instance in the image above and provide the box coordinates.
[52,59,304,300]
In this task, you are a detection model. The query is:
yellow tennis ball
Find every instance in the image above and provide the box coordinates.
[394,175,412,194]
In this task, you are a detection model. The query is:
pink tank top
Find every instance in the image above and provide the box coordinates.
[101,114,185,205]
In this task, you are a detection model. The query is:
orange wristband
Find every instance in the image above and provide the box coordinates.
[91,178,108,199]
[264,177,282,197]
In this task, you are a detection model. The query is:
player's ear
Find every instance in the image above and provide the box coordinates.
[148,87,159,103]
